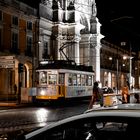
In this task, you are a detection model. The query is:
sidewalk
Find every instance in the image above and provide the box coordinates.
[0,101,33,108]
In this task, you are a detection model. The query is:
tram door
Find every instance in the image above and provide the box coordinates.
[58,73,65,97]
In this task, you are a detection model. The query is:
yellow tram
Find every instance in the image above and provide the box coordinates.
[35,60,94,102]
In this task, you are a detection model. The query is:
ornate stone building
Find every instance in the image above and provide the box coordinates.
[38,0,104,82]
[100,40,139,90]
[0,0,139,101]
[37,0,140,89]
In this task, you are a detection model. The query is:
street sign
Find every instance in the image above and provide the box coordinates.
[0,56,15,68]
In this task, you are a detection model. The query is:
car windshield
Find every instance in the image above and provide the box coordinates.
[23,109,140,140]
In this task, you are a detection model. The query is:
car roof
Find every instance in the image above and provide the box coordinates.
[85,103,140,113]
[24,104,140,139]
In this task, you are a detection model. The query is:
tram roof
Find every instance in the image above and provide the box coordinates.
[36,60,94,73]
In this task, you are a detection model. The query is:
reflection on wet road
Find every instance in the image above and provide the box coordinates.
[0,100,89,134]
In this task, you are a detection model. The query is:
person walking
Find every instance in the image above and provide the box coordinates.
[133,93,140,103]
[88,81,103,109]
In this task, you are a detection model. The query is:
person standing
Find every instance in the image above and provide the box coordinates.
[14,84,17,94]
[88,81,103,109]
[121,81,130,104]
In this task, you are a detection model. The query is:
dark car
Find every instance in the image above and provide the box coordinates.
[20,104,140,140]
[101,87,115,94]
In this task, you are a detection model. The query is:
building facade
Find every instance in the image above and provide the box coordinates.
[38,0,104,82]
[100,40,139,90]
[0,0,38,99]
[0,0,139,101]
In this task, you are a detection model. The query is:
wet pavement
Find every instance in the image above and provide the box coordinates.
[0,100,89,139]
[0,101,34,109]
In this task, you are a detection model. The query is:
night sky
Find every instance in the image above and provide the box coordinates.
[96,0,140,51]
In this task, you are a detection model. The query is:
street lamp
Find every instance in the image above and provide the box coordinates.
[109,45,132,94]
[110,17,134,89]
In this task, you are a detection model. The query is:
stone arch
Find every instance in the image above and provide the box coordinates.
[24,61,32,88]
[15,58,32,88]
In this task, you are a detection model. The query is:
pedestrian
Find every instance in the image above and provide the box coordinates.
[133,93,140,103]
[121,81,130,104]
[14,84,17,94]
[17,82,22,104]
[88,81,103,109]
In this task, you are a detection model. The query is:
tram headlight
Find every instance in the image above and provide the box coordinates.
[39,89,46,96]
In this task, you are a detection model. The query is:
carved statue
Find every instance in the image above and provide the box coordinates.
[92,3,97,16]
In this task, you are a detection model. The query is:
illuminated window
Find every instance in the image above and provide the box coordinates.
[68,74,77,86]
[68,74,73,86]
[81,75,86,86]
[39,72,47,84]
[48,74,57,85]
[77,74,81,86]
[72,74,77,86]
[59,73,65,84]
[87,75,92,86]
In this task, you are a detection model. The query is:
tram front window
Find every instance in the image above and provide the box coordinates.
[48,74,57,84]
[39,72,47,84]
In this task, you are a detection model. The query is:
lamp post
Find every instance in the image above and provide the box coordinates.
[128,56,133,89]
[110,17,134,89]
[32,41,41,87]
[110,45,132,94]
[116,57,119,94]
[121,42,133,89]
[109,50,119,94]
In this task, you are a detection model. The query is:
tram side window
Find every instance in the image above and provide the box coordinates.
[68,74,72,86]
[39,72,47,85]
[59,73,65,84]
[73,74,77,86]
[77,74,81,86]
[68,74,77,86]
[48,74,57,85]
[86,75,92,86]
[81,75,86,86]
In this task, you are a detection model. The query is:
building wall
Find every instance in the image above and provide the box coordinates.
[0,0,38,99]
[100,40,138,90]
[0,0,139,101]
[38,0,104,82]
